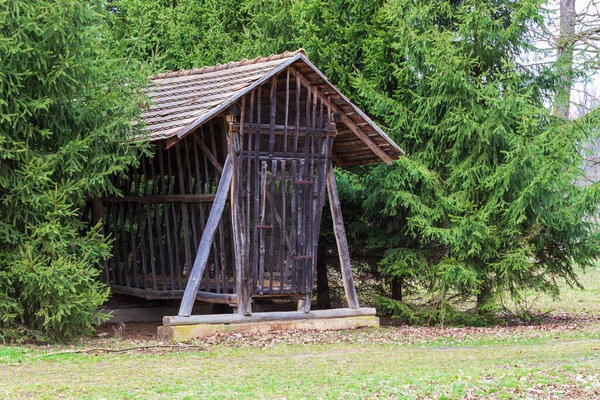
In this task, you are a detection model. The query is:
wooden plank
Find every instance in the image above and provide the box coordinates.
[193,134,223,175]
[258,161,267,295]
[158,148,177,291]
[279,159,286,294]
[149,156,168,290]
[165,307,377,326]
[141,159,158,290]
[269,76,277,155]
[326,162,359,309]
[133,170,149,289]
[252,86,261,293]
[178,155,233,317]
[126,177,140,288]
[175,144,193,279]
[166,149,183,290]
[269,160,276,294]
[111,285,237,304]
[284,69,290,152]
[227,112,251,315]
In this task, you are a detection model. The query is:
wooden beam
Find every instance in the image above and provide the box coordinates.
[193,134,223,175]
[227,112,252,316]
[178,155,233,317]
[288,66,393,166]
[164,307,376,326]
[111,285,237,304]
[100,194,216,203]
[326,162,359,309]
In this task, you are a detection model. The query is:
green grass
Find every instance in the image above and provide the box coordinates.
[1,267,599,399]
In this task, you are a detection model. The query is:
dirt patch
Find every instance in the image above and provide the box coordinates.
[94,322,159,341]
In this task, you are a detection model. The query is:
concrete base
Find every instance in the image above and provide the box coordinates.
[158,308,379,342]
[101,304,213,323]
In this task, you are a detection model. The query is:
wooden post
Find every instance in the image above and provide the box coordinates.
[326,162,359,309]
[227,112,252,315]
[178,155,233,317]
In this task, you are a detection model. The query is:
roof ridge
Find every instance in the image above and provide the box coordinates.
[151,49,307,80]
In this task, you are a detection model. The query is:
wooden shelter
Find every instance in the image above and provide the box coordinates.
[94,49,403,327]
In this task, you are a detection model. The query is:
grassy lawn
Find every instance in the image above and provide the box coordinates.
[1,267,599,399]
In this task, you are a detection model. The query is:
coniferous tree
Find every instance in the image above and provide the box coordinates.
[0,0,148,341]
[353,0,600,318]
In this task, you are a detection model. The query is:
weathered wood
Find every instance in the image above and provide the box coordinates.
[175,144,193,278]
[252,86,261,293]
[165,307,376,326]
[258,161,267,295]
[326,162,359,309]
[284,69,290,152]
[178,155,233,317]
[149,156,168,290]
[289,66,393,165]
[228,110,252,315]
[101,194,217,203]
[193,134,223,175]
[111,285,237,304]
[269,160,276,294]
[268,76,277,155]
[133,170,149,289]
[209,120,228,293]
[141,160,158,290]
[159,148,177,291]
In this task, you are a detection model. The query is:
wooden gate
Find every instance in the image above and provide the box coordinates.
[231,75,334,297]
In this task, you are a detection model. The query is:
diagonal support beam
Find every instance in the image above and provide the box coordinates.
[193,131,223,175]
[288,66,393,166]
[326,162,359,309]
[178,155,233,317]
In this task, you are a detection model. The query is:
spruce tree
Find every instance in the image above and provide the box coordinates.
[0,0,148,341]
[354,0,600,318]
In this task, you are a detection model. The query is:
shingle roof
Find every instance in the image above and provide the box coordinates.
[140,49,404,165]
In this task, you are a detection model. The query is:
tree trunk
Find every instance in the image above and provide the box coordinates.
[391,277,403,301]
[315,243,331,309]
[552,0,576,119]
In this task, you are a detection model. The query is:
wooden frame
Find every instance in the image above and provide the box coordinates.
[97,65,371,318]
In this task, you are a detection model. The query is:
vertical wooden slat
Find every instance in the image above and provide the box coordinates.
[258,161,267,295]
[166,148,183,290]
[269,160,276,294]
[158,147,176,290]
[246,92,254,289]
[175,143,193,280]
[284,69,290,153]
[200,126,212,291]
[279,159,286,294]
[290,160,297,292]
[268,76,277,155]
[227,112,251,315]
[125,175,139,288]
[210,121,228,293]
[208,122,225,293]
[294,77,300,153]
[252,86,262,293]
[141,159,157,290]
[192,131,209,291]
[149,155,168,290]
[133,169,149,289]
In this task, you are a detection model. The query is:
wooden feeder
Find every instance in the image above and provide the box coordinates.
[91,50,404,340]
